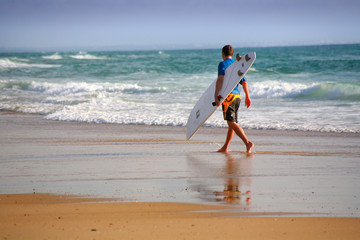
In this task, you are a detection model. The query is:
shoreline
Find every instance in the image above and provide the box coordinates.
[1,109,359,137]
[1,193,359,240]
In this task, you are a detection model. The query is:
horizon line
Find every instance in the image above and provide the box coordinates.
[0,41,359,53]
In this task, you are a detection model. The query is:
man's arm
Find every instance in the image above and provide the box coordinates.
[242,81,251,108]
[214,75,224,106]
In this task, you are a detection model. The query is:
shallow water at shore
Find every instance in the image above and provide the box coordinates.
[0,113,359,216]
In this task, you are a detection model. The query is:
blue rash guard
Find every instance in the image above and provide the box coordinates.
[218,58,246,95]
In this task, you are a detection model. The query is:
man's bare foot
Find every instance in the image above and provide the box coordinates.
[217,146,228,153]
[246,141,254,153]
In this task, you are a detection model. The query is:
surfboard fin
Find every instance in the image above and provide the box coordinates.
[236,53,242,61]
[237,70,243,76]
[245,54,251,62]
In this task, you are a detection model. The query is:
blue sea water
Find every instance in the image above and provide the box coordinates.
[1,44,359,133]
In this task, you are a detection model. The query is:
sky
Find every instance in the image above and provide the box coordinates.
[0,0,359,51]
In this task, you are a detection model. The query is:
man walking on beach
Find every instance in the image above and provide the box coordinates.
[214,45,254,153]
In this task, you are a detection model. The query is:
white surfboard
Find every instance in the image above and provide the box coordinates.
[186,52,256,140]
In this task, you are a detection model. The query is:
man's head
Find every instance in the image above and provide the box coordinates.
[222,45,234,58]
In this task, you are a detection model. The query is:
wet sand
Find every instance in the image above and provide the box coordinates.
[0,112,360,238]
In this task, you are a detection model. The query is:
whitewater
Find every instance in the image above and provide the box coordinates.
[0,44,359,133]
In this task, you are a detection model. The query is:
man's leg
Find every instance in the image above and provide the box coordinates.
[227,121,254,153]
[217,126,235,153]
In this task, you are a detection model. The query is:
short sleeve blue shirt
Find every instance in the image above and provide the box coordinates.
[218,58,246,95]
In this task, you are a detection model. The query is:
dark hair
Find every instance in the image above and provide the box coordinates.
[222,45,234,57]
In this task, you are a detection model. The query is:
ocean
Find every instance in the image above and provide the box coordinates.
[1,44,359,134]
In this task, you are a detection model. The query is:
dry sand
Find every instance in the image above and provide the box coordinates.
[1,194,359,240]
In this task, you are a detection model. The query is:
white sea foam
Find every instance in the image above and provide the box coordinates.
[250,81,313,98]
[70,52,107,60]
[1,77,359,133]
[27,81,168,97]
[12,57,29,62]
[1,78,358,133]
[0,58,61,68]
[43,97,360,133]
[29,81,104,96]
[42,53,63,60]
[250,81,360,100]
[45,98,191,127]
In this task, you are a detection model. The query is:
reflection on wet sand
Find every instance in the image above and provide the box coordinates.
[214,153,253,205]
[187,152,254,209]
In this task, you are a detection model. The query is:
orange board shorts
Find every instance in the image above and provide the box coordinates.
[222,93,241,123]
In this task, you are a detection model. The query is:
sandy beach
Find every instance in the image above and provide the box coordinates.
[1,193,359,240]
[1,112,360,239]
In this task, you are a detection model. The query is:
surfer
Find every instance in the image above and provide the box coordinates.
[214,45,254,153]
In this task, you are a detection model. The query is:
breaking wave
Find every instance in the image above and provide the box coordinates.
[70,52,107,60]
[251,81,360,101]
[0,58,61,69]
[42,53,63,60]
